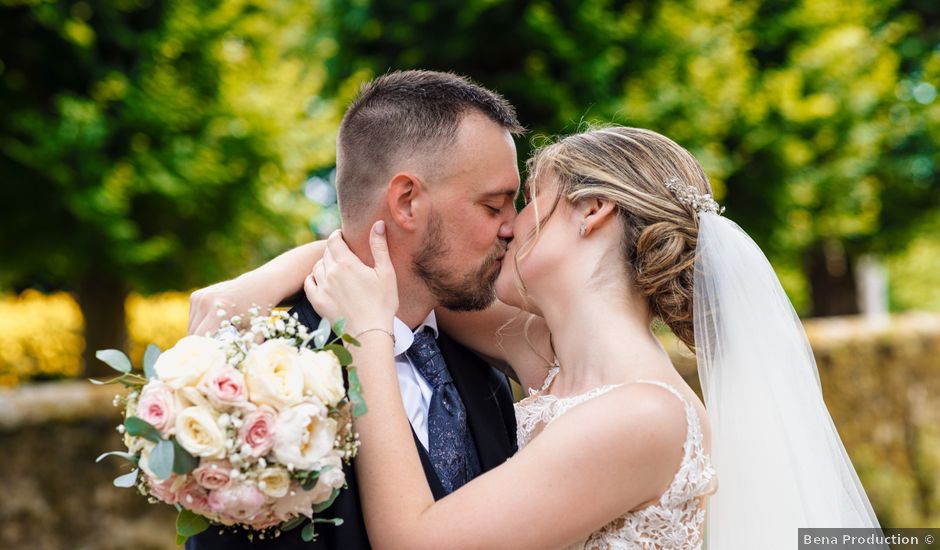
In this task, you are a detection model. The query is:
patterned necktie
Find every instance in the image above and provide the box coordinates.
[406,327,482,494]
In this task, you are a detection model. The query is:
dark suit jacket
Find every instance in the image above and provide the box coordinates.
[187,298,517,550]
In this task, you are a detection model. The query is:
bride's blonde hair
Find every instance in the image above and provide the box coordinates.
[519,126,713,351]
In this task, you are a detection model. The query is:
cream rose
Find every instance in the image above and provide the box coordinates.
[243,339,305,411]
[299,349,346,407]
[257,466,291,498]
[175,405,227,459]
[154,336,225,389]
[272,401,337,471]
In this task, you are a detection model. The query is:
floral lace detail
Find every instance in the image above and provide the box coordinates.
[514,371,717,550]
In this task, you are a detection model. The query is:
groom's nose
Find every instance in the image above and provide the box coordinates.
[498,219,514,240]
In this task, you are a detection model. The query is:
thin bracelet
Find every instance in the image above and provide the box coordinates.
[354,327,395,345]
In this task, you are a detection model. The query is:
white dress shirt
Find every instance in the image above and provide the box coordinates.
[392,310,438,450]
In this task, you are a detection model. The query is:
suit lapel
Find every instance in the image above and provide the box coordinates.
[437,331,515,471]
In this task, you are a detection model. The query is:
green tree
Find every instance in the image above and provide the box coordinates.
[0,0,339,375]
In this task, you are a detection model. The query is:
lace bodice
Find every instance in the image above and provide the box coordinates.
[513,367,717,549]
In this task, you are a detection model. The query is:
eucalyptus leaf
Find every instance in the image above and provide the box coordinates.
[96,349,132,374]
[279,516,306,532]
[331,318,346,338]
[176,508,210,537]
[149,439,175,480]
[125,416,162,443]
[143,344,161,379]
[113,469,139,488]
[347,368,367,417]
[312,488,341,513]
[313,320,331,348]
[301,522,318,542]
[96,451,139,466]
[176,533,188,547]
[324,344,352,366]
[171,439,198,475]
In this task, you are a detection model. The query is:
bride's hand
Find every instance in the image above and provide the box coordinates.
[305,221,398,337]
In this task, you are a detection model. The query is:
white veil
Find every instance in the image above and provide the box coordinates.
[693,212,883,548]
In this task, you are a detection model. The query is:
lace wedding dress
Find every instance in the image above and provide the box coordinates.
[514,366,717,549]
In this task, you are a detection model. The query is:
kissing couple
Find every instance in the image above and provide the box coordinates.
[186,70,882,549]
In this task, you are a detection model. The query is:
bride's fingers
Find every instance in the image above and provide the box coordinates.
[370,221,394,280]
[326,227,358,265]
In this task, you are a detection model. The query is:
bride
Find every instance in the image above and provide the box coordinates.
[191,126,881,548]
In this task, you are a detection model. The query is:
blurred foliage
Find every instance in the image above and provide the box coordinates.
[317,0,940,314]
[0,290,188,386]
[0,0,337,292]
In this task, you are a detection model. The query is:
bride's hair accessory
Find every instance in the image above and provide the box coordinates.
[664,177,725,215]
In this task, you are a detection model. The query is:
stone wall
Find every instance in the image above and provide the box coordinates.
[0,382,177,550]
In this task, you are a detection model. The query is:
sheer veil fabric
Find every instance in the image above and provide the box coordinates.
[693,213,883,549]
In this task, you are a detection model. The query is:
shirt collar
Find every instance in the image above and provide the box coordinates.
[393,310,439,357]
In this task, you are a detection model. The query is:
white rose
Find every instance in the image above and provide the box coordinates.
[273,401,337,471]
[257,466,291,498]
[299,349,346,407]
[243,339,305,411]
[154,336,225,389]
[175,405,227,459]
[315,455,346,490]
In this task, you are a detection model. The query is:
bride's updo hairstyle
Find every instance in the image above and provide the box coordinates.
[524,126,712,351]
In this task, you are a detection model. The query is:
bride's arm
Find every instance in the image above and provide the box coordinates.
[309,226,689,550]
[188,240,327,336]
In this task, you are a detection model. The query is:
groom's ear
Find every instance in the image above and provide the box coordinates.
[386,172,423,231]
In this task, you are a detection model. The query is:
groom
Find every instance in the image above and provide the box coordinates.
[187,70,524,549]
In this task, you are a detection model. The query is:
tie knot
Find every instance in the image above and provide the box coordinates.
[406,328,451,388]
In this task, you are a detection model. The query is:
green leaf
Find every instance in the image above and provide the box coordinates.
[331,318,346,338]
[313,318,331,349]
[113,469,138,488]
[341,333,361,347]
[347,367,368,417]
[279,515,306,532]
[324,344,352,366]
[312,488,341,513]
[149,439,175,480]
[176,533,188,547]
[125,416,162,443]
[143,344,161,379]
[171,439,198,475]
[176,508,210,537]
[96,349,132,373]
[300,471,320,491]
[301,521,318,542]
[96,451,139,466]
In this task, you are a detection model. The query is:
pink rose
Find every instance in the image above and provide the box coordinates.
[192,460,234,491]
[208,482,266,523]
[146,474,179,505]
[176,478,212,516]
[239,407,276,458]
[198,366,247,408]
[136,381,178,437]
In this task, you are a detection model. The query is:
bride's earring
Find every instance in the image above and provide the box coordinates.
[579,223,586,237]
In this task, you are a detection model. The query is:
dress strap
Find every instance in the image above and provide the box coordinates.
[632,379,690,407]
[529,364,560,396]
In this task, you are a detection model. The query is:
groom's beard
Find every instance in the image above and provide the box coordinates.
[412,213,507,312]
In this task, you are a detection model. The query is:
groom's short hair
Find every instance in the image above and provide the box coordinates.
[335,70,524,219]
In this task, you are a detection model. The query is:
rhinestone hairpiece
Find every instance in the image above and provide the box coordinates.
[664,177,725,215]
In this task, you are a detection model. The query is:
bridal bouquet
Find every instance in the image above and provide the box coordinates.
[94,309,366,544]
